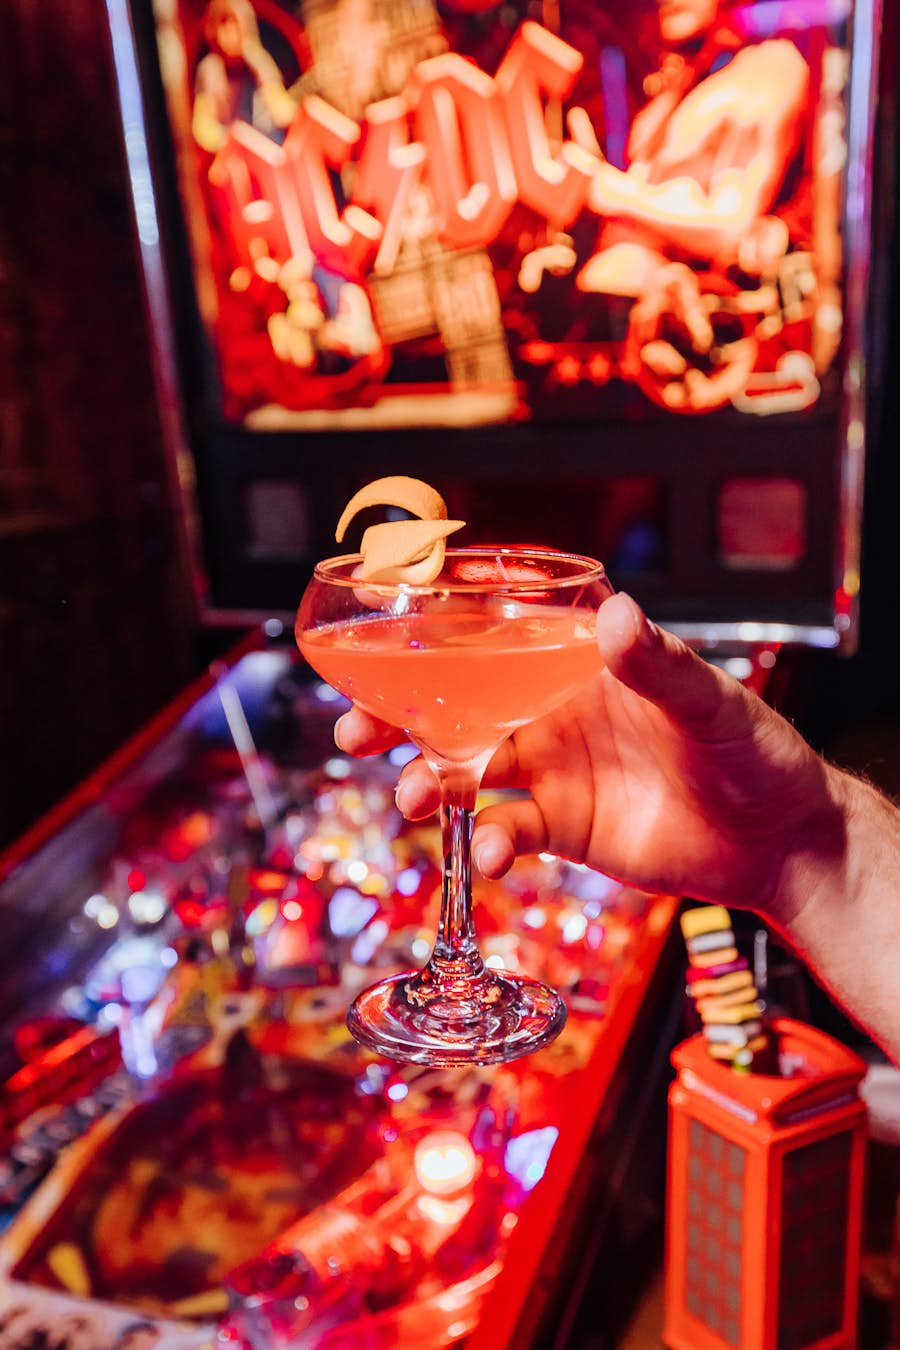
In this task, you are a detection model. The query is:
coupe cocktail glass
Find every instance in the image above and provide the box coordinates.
[296,547,613,1066]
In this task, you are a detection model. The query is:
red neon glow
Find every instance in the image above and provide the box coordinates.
[172,896,208,929]
[353,98,426,275]
[158,0,849,421]
[495,23,595,228]
[413,55,517,251]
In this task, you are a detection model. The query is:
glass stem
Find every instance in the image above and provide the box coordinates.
[430,763,485,973]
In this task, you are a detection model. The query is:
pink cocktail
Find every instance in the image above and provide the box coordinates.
[300,607,601,763]
[296,547,613,1065]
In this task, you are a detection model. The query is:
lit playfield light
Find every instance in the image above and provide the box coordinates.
[414,1131,478,1197]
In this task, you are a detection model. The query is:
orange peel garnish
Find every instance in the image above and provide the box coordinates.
[336,475,448,543]
[360,518,465,583]
[336,475,465,585]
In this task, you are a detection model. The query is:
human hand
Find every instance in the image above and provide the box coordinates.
[334,593,843,923]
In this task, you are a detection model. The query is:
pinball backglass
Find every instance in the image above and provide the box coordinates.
[110,0,881,639]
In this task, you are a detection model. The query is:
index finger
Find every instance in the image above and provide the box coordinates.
[481,736,527,790]
[334,707,406,757]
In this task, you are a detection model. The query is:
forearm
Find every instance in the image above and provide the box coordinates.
[769,767,900,1062]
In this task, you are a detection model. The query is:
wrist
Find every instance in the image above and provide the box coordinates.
[764,759,854,934]
[765,762,899,953]
[765,765,900,1060]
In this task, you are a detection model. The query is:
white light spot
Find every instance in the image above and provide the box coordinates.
[561,913,588,943]
[315,683,344,703]
[388,743,419,767]
[722,657,753,681]
[414,1131,477,1195]
[522,907,547,929]
[505,1126,559,1191]
[329,887,378,938]
[396,867,420,897]
[127,890,167,925]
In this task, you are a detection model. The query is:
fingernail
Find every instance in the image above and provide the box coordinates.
[638,612,659,647]
[394,779,412,813]
[333,715,348,750]
[473,826,502,874]
[617,593,657,647]
[608,593,643,642]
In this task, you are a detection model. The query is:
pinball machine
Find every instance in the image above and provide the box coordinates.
[0,0,888,1345]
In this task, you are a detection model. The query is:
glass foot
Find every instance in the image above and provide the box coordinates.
[346,967,567,1066]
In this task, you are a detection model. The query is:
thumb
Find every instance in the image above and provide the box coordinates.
[596,592,751,736]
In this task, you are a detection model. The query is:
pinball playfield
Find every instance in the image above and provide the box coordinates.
[0,643,689,1349]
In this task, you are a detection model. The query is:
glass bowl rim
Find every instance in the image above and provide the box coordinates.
[310,546,608,595]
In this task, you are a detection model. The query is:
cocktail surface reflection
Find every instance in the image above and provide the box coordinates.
[296,547,613,1065]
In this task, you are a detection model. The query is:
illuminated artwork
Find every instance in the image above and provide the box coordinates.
[152,0,852,424]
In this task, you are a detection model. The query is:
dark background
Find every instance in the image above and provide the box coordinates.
[0,0,898,852]
[0,0,200,850]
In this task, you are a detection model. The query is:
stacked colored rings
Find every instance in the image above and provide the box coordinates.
[680,906,767,1069]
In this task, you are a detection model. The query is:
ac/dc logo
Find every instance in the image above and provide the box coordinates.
[208,21,599,276]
